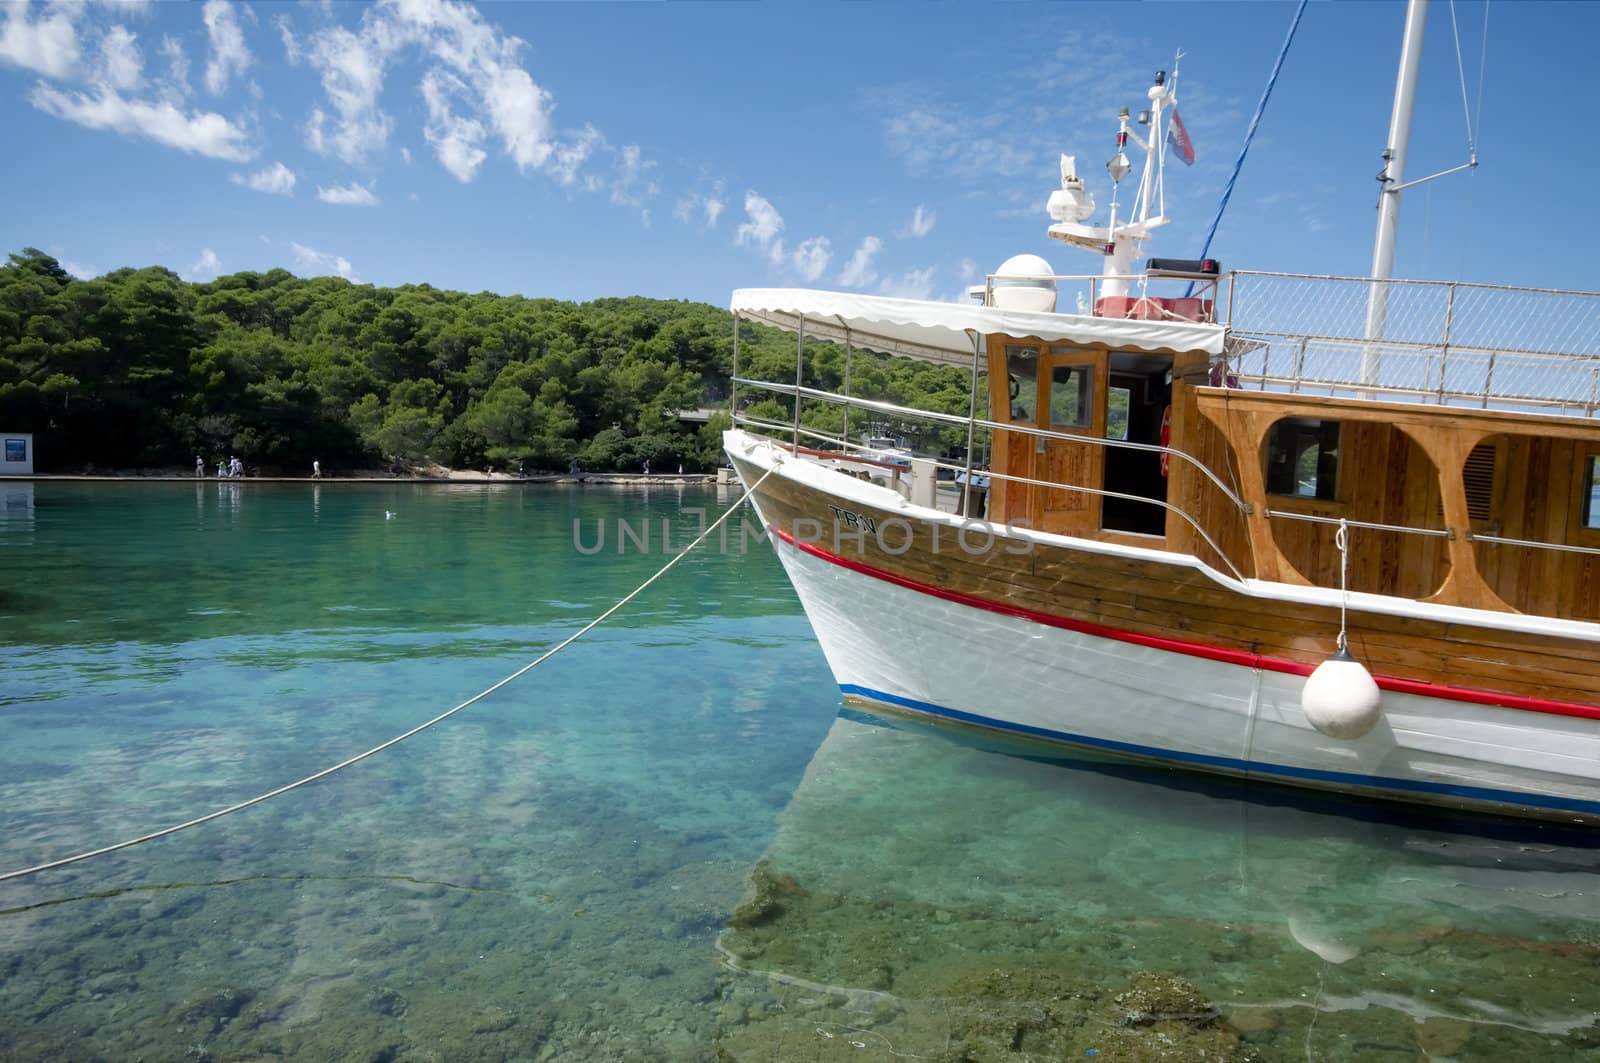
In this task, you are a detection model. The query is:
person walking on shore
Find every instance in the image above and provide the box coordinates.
[312,460,321,479]
[195,455,203,478]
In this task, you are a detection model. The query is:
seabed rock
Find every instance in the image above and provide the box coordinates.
[1113,971,1219,1026]
[729,860,807,929]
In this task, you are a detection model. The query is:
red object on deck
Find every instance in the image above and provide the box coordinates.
[1094,295,1213,322]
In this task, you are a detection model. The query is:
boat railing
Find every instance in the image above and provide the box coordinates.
[1220,271,1600,416]
[731,378,1254,582]
[980,271,1222,323]
[1264,508,1453,540]
[1466,532,1600,558]
[732,377,1253,513]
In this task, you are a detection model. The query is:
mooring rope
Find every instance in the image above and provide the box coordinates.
[0,466,774,884]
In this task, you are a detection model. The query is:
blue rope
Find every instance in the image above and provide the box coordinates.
[1187,0,1309,296]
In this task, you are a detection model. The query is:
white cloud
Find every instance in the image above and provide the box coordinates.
[30,83,254,161]
[735,190,833,278]
[673,179,726,229]
[0,4,82,79]
[275,15,300,65]
[420,67,487,182]
[202,0,252,95]
[99,25,143,91]
[905,204,936,238]
[546,124,602,187]
[609,143,657,214]
[59,258,97,280]
[232,161,296,195]
[304,23,394,162]
[391,0,554,171]
[288,0,644,211]
[317,181,379,207]
[878,100,1039,184]
[185,247,223,282]
[736,191,784,249]
[959,258,977,283]
[838,236,882,288]
[880,266,938,301]
[789,236,831,283]
[159,36,190,99]
[399,145,411,164]
[290,241,356,280]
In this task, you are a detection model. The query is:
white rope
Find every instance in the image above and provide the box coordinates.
[1335,517,1350,653]
[0,467,775,884]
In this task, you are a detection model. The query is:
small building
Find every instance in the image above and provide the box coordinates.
[1,432,34,475]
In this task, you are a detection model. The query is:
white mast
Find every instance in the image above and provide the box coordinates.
[1361,0,1428,386]
[1046,69,1176,300]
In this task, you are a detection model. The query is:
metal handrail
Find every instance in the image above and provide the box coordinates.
[1468,533,1600,557]
[1229,268,1600,302]
[1227,371,1600,415]
[1266,509,1453,539]
[735,414,1250,582]
[1221,270,1600,414]
[981,272,1220,321]
[732,376,1254,515]
[1234,327,1600,366]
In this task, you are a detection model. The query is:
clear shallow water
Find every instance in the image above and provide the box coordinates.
[1,482,1597,1061]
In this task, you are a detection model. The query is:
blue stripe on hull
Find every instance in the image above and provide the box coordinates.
[839,683,1600,820]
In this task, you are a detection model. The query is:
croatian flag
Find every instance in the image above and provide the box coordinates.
[1168,108,1196,165]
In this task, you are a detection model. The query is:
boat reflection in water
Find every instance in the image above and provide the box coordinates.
[716,707,1600,1061]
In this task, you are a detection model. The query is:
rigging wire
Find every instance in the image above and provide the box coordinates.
[0,466,775,885]
[1472,1,1490,153]
[1186,0,1308,294]
[1448,0,1481,160]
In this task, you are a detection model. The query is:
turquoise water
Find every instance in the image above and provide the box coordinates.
[1,481,1597,1061]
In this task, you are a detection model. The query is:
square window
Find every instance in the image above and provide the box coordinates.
[1005,345,1038,422]
[1048,364,1094,428]
[3,439,24,463]
[1267,418,1340,500]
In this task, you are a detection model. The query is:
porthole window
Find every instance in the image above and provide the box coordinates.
[1266,418,1341,501]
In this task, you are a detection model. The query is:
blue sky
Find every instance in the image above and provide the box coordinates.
[0,1,1590,306]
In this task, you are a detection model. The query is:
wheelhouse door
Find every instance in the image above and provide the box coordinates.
[1032,347,1107,536]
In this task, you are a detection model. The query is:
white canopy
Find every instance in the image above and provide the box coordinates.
[731,288,1224,366]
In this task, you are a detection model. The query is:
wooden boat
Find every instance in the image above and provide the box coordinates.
[723,6,1600,824]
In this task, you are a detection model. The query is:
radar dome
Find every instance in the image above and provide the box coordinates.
[991,254,1057,312]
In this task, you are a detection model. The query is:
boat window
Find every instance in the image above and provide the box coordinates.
[1005,345,1038,422]
[1107,385,1131,440]
[1585,455,1600,529]
[1048,364,1094,428]
[1266,418,1340,501]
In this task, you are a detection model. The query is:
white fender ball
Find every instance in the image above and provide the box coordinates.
[1301,648,1383,740]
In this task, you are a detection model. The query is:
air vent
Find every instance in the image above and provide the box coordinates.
[1462,442,1497,521]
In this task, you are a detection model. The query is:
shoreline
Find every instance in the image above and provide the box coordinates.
[4,472,724,486]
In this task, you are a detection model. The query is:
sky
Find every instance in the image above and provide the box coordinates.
[0,0,1591,307]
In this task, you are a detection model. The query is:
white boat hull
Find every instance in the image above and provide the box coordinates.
[727,439,1600,824]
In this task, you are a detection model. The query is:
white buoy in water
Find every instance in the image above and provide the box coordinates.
[1301,647,1382,739]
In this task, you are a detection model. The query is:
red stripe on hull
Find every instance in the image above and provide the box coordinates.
[768,525,1600,724]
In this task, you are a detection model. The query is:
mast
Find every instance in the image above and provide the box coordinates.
[1361,0,1428,386]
